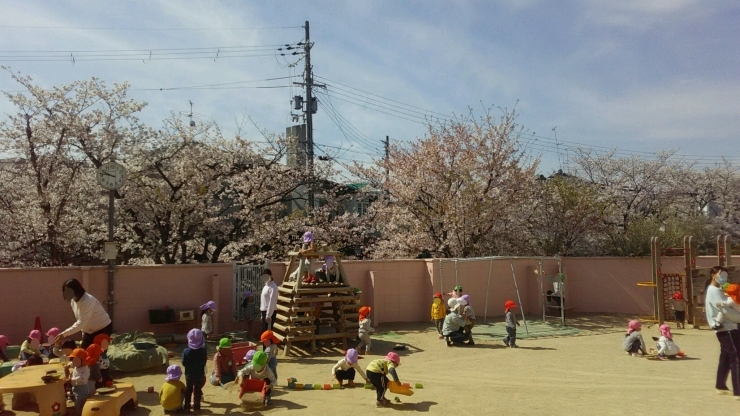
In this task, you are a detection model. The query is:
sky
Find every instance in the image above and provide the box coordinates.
[0,0,738,177]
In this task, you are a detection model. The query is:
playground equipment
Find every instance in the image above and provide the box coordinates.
[648,235,739,328]
[438,256,565,334]
[272,245,360,356]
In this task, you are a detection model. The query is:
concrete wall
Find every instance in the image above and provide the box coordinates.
[0,256,734,345]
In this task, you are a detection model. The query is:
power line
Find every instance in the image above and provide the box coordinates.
[315,91,382,151]
[315,94,383,154]
[0,25,303,31]
[0,44,300,54]
[133,75,299,91]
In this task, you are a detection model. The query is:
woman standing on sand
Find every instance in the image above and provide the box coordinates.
[705,266,740,397]
[56,279,112,349]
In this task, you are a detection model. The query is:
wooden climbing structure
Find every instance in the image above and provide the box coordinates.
[272,246,360,357]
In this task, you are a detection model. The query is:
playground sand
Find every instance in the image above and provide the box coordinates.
[3,314,736,415]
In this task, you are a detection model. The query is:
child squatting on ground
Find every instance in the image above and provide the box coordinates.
[357,306,375,354]
[237,350,277,406]
[503,300,520,348]
[670,291,688,329]
[182,329,208,412]
[210,338,238,385]
[653,324,680,359]
[713,283,740,330]
[365,352,402,407]
[332,348,369,388]
[160,364,187,412]
[623,320,647,356]
[431,292,447,339]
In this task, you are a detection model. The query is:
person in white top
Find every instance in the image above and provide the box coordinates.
[260,269,279,331]
[56,279,112,349]
[705,266,740,397]
[654,324,680,359]
[332,348,369,388]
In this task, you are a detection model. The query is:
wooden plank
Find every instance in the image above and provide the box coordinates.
[277,295,295,304]
[287,315,316,323]
[292,286,353,295]
[342,313,359,319]
[286,332,353,342]
[292,295,357,304]
[275,304,297,314]
[272,322,316,333]
[287,250,342,257]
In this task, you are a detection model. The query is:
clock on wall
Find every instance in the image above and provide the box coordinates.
[97,161,127,190]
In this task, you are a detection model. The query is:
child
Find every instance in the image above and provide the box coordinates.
[461,294,476,345]
[357,306,375,354]
[244,349,256,365]
[53,339,79,365]
[503,300,520,348]
[623,320,647,356]
[160,365,187,413]
[332,348,369,388]
[669,291,688,329]
[237,351,277,406]
[45,328,60,358]
[260,330,281,381]
[365,352,402,407]
[0,335,9,362]
[19,329,44,360]
[431,292,447,339]
[182,329,208,412]
[449,285,463,299]
[67,348,90,416]
[713,283,740,330]
[200,301,217,340]
[93,334,113,388]
[85,344,103,396]
[210,338,238,385]
[655,324,680,359]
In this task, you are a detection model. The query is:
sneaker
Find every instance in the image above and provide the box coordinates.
[446,339,453,347]
[467,340,475,346]
[263,398,272,406]
[376,401,385,408]
[347,381,355,388]
[717,388,731,395]
[382,398,392,404]
[712,323,724,330]
[510,344,519,348]
[503,340,510,347]
[438,335,444,339]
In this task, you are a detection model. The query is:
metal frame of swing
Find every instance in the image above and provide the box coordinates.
[438,256,565,337]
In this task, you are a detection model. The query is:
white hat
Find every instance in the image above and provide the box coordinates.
[447,297,458,309]
[457,298,468,307]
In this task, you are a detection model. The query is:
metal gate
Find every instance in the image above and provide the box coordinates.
[233,261,269,322]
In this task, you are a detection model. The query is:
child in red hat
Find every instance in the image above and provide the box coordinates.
[503,301,520,348]
[670,291,688,329]
[431,293,446,339]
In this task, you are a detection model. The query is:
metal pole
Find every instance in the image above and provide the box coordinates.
[107,190,115,326]
[439,260,444,295]
[559,259,565,326]
[483,258,493,324]
[304,20,314,210]
[510,259,528,335]
[539,260,544,322]
[454,260,459,286]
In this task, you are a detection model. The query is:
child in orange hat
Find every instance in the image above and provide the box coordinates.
[503,301,520,348]
[431,293,446,339]
[67,348,90,415]
[714,284,740,330]
[260,330,281,381]
[669,291,688,329]
[86,344,104,395]
[92,333,113,388]
[357,306,375,354]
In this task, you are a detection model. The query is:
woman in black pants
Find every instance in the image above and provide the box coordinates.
[705,266,740,396]
[259,269,278,331]
[56,279,112,349]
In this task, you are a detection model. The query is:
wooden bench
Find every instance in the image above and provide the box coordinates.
[82,383,137,416]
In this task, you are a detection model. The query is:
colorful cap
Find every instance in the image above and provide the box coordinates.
[659,323,672,339]
[672,291,684,300]
[187,329,205,349]
[628,320,642,332]
[726,284,740,305]
[461,294,471,305]
[260,330,280,344]
[244,349,256,363]
[359,306,371,319]
[325,255,335,268]
[434,292,443,299]
[68,348,88,362]
[385,351,401,366]
[218,338,232,349]
[200,301,217,311]
[345,348,359,364]
[86,344,103,365]
[454,285,463,292]
[303,231,314,243]
[166,364,182,381]
[46,327,61,338]
[504,300,517,310]
[252,351,268,367]
[243,290,253,298]
[28,330,41,340]
[93,334,112,347]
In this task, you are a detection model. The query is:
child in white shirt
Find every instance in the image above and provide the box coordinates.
[357,306,375,354]
[67,348,90,416]
[714,284,740,330]
[654,324,680,359]
[669,291,688,329]
[331,348,369,388]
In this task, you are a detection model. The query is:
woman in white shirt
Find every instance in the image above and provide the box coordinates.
[56,279,112,349]
[705,266,740,396]
[260,270,279,332]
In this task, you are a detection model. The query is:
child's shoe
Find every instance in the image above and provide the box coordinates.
[264,398,272,406]
[347,380,355,387]
[376,400,385,408]
[712,323,724,330]
[510,344,519,348]
[503,340,510,347]
[382,398,392,404]
[438,334,444,339]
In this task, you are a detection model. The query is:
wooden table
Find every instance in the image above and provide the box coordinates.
[82,382,138,416]
[0,363,67,416]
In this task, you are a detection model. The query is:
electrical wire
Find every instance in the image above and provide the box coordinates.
[132,75,299,91]
[316,90,385,152]
[0,25,303,31]
[316,98,379,155]
[316,94,383,154]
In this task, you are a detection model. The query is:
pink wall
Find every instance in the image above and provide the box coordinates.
[0,256,733,345]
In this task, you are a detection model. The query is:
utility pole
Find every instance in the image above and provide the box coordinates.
[384,135,390,178]
[304,20,314,210]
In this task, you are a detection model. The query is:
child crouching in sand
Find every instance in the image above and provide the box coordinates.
[332,348,369,388]
[653,324,680,359]
[623,320,647,356]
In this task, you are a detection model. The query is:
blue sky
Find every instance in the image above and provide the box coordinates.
[0,0,738,175]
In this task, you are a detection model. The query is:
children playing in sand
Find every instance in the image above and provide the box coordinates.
[211,338,238,385]
[503,300,520,348]
[160,365,186,412]
[623,320,647,356]
[332,348,369,388]
[365,352,403,407]
[237,351,277,406]
[431,292,446,339]
[358,306,375,354]
[654,324,680,359]
[182,329,208,412]
[713,284,740,330]
[670,291,688,329]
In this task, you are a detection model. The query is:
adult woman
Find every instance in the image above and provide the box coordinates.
[56,279,112,349]
[705,266,740,396]
[260,269,279,332]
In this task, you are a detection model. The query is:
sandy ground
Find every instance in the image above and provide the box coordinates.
[3,314,740,416]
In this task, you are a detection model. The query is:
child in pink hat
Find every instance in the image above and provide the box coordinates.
[19,329,44,360]
[160,364,186,412]
[654,324,680,359]
[0,335,9,362]
[622,320,647,356]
